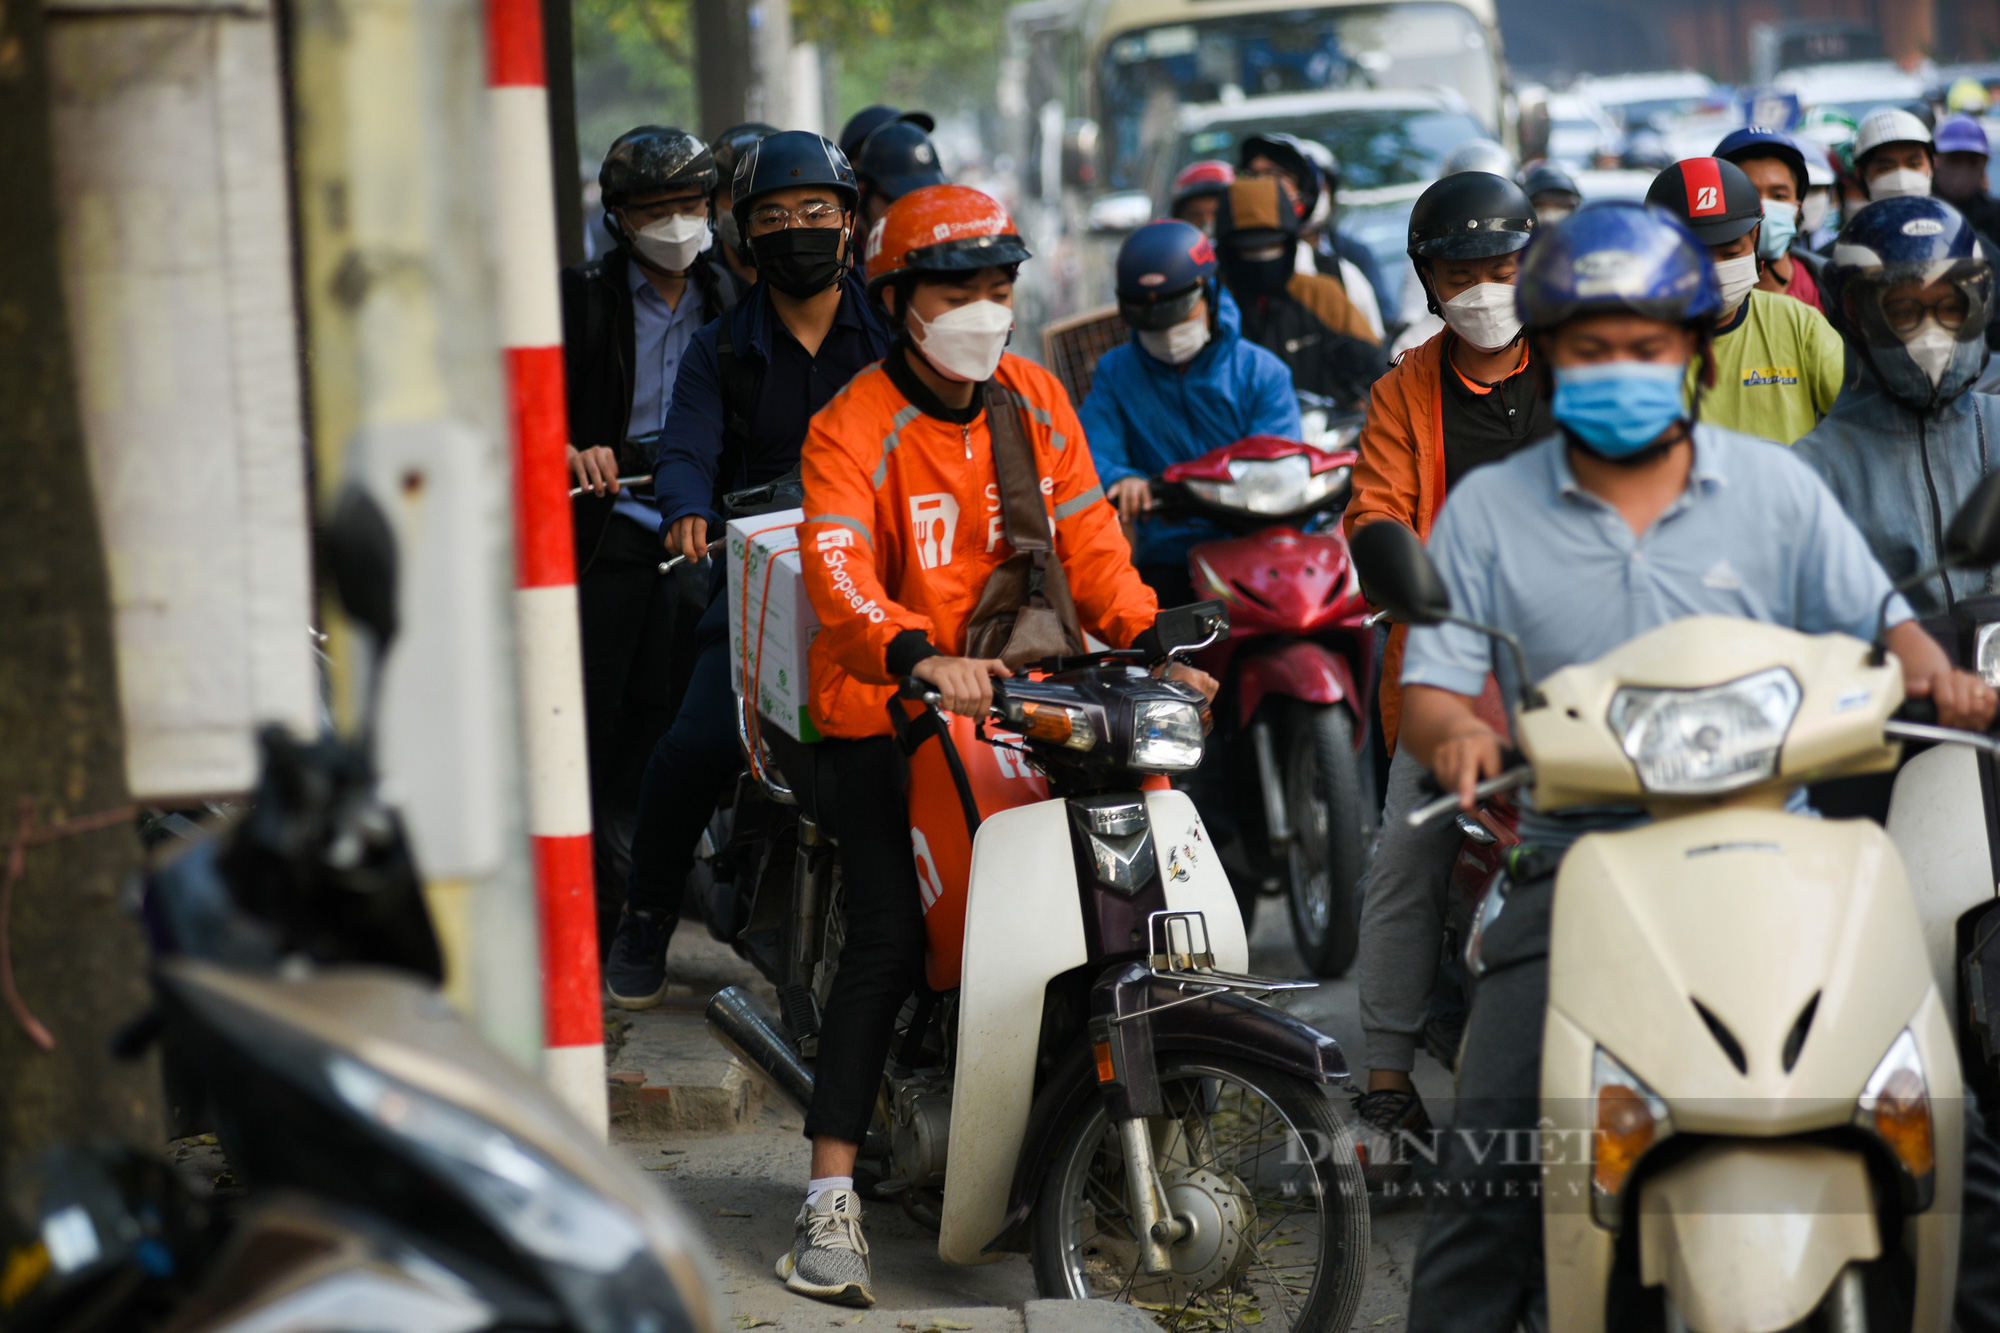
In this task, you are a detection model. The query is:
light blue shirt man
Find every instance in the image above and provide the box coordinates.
[617,260,712,532]
[1402,424,1912,842]
[1404,423,1911,705]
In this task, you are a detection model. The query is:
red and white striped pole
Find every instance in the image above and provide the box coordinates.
[486,0,607,1136]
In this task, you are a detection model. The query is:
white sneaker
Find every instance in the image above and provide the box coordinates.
[775,1188,874,1307]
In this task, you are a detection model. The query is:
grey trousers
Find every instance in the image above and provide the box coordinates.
[1356,746,1465,1073]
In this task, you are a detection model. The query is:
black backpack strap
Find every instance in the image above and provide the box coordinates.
[714,319,767,499]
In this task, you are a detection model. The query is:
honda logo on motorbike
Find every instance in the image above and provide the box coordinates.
[910,493,959,569]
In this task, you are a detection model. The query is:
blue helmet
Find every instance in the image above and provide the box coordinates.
[852,120,949,202]
[1115,220,1219,330]
[1714,126,1810,196]
[1825,195,1994,410]
[1516,200,1723,333]
[730,130,859,234]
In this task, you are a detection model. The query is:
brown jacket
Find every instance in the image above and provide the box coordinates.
[1343,330,1505,749]
[1287,270,1381,346]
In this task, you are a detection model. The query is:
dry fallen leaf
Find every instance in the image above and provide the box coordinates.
[735,1317,777,1330]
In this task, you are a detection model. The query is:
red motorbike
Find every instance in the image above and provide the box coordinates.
[1151,435,1377,976]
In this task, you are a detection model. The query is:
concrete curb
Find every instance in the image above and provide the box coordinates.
[1023,1298,1166,1333]
[607,1004,767,1134]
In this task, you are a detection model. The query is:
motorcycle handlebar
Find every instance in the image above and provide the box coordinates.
[1407,766,1534,830]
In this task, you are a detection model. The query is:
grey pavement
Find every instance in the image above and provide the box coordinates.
[625,895,1459,1331]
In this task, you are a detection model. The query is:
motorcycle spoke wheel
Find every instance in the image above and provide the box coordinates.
[1281,705,1368,978]
[1032,1057,1368,1333]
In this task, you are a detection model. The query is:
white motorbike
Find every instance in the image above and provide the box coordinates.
[1353,472,2000,1332]
[706,599,1374,1332]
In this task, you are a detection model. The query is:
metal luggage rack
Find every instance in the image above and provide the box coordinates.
[1134,910,1318,1017]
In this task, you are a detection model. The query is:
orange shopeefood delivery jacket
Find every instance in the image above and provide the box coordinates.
[1343,328,1507,751]
[799,352,1159,740]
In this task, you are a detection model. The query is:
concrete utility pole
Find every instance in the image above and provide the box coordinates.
[746,0,791,132]
[694,0,751,138]
[0,0,159,1172]
[287,0,543,1066]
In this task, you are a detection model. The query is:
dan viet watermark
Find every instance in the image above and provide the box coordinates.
[1276,1097,1970,1214]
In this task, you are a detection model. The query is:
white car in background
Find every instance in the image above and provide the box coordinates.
[1571,69,1721,131]
[1774,60,1930,123]
[1541,93,1622,169]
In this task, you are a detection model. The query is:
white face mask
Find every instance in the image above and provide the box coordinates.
[631,212,709,273]
[1713,252,1760,316]
[911,299,1015,383]
[1800,189,1831,236]
[1439,281,1521,352]
[1138,316,1211,366]
[1869,166,1933,201]
[1905,320,1958,387]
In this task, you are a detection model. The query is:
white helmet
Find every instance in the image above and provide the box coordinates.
[1440,138,1518,179]
[1853,106,1933,166]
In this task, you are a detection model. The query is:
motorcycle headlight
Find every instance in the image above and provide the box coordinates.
[1128,699,1204,772]
[327,1057,645,1273]
[1590,1045,1672,1230]
[1184,456,1350,516]
[1606,667,1801,796]
[1856,1028,1935,1207]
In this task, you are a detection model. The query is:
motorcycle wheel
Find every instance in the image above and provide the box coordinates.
[1282,704,1370,977]
[1031,1055,1368,1333]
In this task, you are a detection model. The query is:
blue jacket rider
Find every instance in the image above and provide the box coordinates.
[1081,220,1301,580]
[1796,194,2000,618]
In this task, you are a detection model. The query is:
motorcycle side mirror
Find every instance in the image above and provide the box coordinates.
[323,483,400,651]
[1351,520,1547,711]
[1944,470,2000,568]
[1351,522,1452,626]
[1156,600,1230,656]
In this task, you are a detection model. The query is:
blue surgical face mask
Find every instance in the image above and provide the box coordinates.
[1756,198,1798,260]
[1552,361,1690,458]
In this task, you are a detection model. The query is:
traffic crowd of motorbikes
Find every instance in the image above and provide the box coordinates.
[14,93,2000,1333]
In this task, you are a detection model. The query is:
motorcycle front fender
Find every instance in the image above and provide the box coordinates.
[979,967,1348,1255]
[1236,640,1358,731]
[1635,1141,1885,1333]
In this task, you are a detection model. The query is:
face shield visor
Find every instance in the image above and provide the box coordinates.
[1839,257,1994,410]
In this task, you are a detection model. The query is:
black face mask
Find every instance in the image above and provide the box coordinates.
[750,227,847,298]
[1220,248,1293,297]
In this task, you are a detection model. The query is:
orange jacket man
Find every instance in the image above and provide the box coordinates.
[1340,171,1549,1171]
[776,184,1210,1308]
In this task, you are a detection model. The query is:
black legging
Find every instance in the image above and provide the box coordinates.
[798,735,930,1145]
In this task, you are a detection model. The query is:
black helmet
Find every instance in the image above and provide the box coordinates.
[1519,161,1580,207]
[1645,157,1763,245]
[853,120,949,202]
[730,130,860,233]
[708,121,779,195]
[836,105,937,162]
[1406,172,1535,314]
[599,125,716,205]
[1238,131,1320,222]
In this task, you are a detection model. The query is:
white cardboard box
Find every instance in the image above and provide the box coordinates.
[726,509,823,742]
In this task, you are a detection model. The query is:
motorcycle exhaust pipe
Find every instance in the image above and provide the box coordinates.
[705,986,813,1113]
